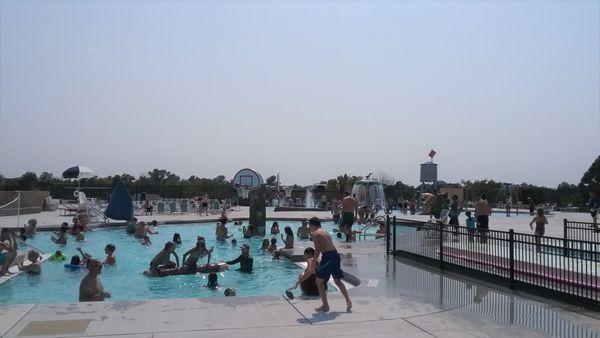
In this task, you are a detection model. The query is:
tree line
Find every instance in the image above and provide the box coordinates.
[0,156,597,206]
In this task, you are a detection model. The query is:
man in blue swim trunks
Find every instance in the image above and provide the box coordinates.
[308,217,352,313]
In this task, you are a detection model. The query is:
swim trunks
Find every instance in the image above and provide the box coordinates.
[0,252,5,265]
[316,250,344,280]
[341,212,354,227]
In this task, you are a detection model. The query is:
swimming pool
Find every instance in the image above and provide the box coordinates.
[0,220,361,304]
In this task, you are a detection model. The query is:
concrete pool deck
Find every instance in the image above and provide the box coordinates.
[1,210,600,337]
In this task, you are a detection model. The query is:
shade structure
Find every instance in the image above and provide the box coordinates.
[62,166,94,179]
[104,177,133,221]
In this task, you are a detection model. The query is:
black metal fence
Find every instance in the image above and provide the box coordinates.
[386,216,600,311]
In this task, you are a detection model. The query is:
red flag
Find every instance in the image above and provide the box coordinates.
[428,149,436,158]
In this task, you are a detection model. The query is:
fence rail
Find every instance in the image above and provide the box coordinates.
[387,216,600,311]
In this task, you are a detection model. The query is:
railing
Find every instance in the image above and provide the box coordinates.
[565,219,600,243]
[387,216,600,311]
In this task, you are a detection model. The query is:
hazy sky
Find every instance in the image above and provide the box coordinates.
[1,1,598,187]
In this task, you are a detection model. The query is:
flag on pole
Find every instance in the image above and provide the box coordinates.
[428,149,437,159]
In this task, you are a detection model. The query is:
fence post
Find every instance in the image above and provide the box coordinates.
[386,215,390,255]
[439,221,444,270]
[563,219,568,257]
[509,229,515,289]
[392,216,397,254]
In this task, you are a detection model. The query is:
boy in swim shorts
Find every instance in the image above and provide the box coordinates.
[308,217,352,313]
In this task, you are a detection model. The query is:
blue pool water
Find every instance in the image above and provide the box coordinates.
[0,220,365,304]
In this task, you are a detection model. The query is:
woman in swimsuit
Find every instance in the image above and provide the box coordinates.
[280,226,294,249]
[529,208,548,253]
[182,240,213,272]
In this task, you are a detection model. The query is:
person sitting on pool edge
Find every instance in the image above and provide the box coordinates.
[287,247,324,297]
[79,259,111,302]
[224,244,253,273]
[147,241,179,276]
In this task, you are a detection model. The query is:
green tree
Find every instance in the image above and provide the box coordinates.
[19,172,38,190]
[579,155,600,203]
[265,175,277,185]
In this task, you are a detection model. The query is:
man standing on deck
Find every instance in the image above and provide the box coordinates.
[475,195,491,244]
[341,192,358,242]
[309,217,352,313]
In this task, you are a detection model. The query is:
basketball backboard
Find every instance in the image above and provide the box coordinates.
[232,168,264,190]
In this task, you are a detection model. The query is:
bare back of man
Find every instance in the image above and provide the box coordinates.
[308,217,352,313]
[341,196,358,213]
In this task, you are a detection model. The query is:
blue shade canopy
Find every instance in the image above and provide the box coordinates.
[104,177,133,221]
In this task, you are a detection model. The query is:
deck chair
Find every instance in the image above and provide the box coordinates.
[180,200,189,213]
[157,201,166,214]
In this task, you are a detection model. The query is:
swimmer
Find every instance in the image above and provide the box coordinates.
[126,217,138,234]
[104,244,116,265]
[242,226,253,238]
[173,233,182,245]
[224,287,236,296]
[76,247,93,266]
[18,250,41,275]
[260,239,269,251]
[182,240,212,273]
[233,221,243,226]
[270,222,280,235]
[280,226,294,249]
[231,239,237,246]
[215,222,233,241]
[141,236,151,246]
[49,250,67,262]
[268,238,277,253]
[79,259,111,302]
[148,242,179,276]
[220,208,229,225]
[297,220,310,240]
[224,244,253,273]
[51,227,67,245]
[206,272,219,290]
[75,226,86,242]
[25,219,37,237]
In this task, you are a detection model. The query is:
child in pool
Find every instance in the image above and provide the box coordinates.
[268,238,277,253]
[104,244,116,265]
[142,236,151,246]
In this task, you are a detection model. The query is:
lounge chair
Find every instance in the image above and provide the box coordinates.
[157,201,166,214]
[180,200,189,213]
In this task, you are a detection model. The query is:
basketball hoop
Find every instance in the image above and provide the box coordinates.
[237,188,249,199]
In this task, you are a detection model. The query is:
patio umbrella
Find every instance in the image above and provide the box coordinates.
[62,166,94,179]
[62,165,94,192]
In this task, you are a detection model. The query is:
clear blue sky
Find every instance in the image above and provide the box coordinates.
[1,1,598,187]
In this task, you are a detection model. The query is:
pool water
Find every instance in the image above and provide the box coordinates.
[0,220,361,304]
